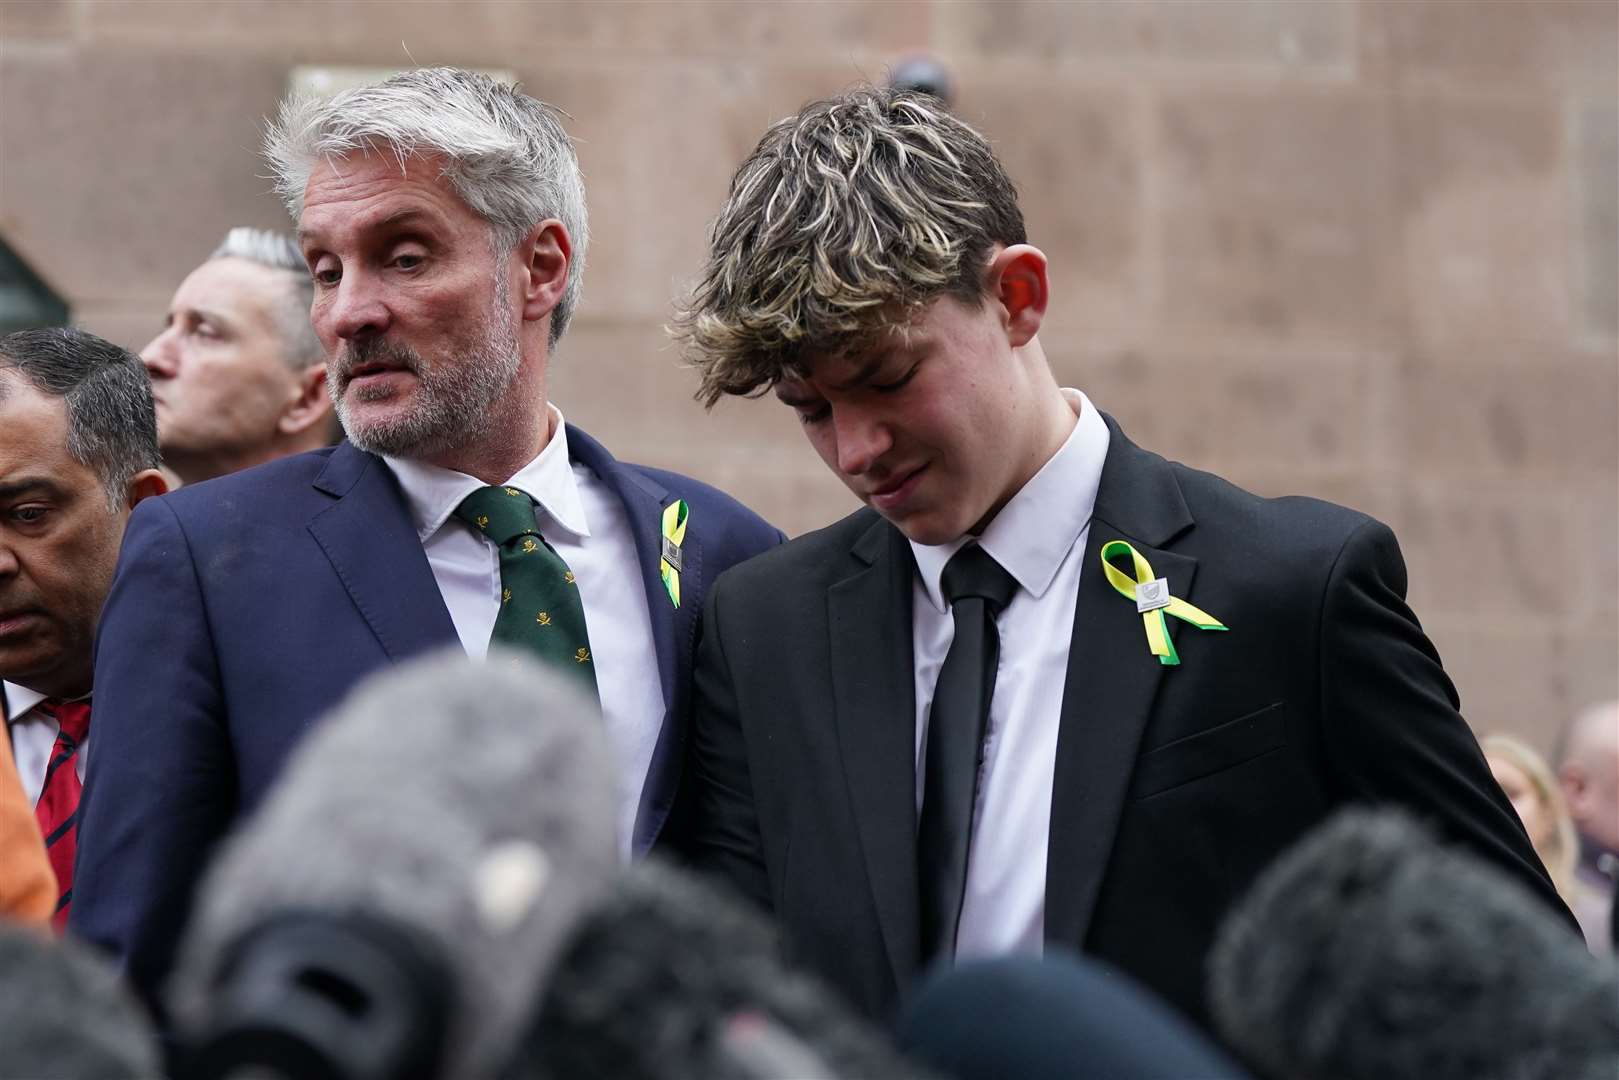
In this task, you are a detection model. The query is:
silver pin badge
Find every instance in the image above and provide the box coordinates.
[1135,577,1172,613]
[660,535,683,572]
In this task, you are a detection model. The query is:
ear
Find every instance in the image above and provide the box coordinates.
[278,363,333,437]
[987,244,1049,348]
[515,219,571,327]
[124,468,169,510]
[1560,762,1587,800]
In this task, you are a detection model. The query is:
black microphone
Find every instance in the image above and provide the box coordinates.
[167,648,620,1080]
[514,859,931,1080]
[0,922,162,1078]
[1209,807,1619,1080]
[899,948,1253,1080]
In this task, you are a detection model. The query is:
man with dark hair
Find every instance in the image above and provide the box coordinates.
[0,327,167,928]
[142,227,336,486]
[673,87,1575,1027]
[73,68,779,1009]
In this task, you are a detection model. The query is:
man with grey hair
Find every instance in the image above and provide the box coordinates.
[0,327,167,929]
[141,226,335,486]
[1559,700,1619,953]
[73,68,779,1010]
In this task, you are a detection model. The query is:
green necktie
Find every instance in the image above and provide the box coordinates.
[453,485,598,699]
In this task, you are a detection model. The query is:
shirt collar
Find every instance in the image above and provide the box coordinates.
[3,681,47,725]
[382,404,591,543]
[911,389,1110,613]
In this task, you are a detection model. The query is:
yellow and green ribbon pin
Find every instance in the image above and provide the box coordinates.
[658,499,690,608]
[1099,540,1227,666]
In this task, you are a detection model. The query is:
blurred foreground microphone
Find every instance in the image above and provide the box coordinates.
[1209,808,1619,1080]
[0,922,162,1078]
[900,949,1252,1079]
[168,649,620,1080]
[516,859,931,1080]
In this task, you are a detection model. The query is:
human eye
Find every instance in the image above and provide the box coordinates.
[309,255,341,288]
[871,362,920,393]
[797,402,832,425]
[9,505,49,527]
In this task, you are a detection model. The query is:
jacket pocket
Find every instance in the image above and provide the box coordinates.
[1130,701,1287,798]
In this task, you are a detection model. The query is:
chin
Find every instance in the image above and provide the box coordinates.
[884,512,962,548]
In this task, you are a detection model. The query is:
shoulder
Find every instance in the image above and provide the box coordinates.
[630,464,779,539]
[713,506,881,594]
[1173,462,1382,559]
[153,446,346,522]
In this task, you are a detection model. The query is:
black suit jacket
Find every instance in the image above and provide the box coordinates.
[685,415,1572,1028]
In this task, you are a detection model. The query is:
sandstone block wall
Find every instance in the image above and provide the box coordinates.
[2,0,1613,749]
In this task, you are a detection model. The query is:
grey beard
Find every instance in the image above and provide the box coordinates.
[331,288,523,460]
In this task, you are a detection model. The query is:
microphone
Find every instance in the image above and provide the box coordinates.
[898,949,1253,1080]
[515,859,930,1080]
[1208,808,1619,1080]
[167,648,620,1080]
[0,922,162,1078]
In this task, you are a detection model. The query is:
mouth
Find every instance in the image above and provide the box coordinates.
[0,610,39,638]
[865,464,927,513]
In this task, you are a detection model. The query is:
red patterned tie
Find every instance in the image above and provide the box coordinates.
[33,699,89,930]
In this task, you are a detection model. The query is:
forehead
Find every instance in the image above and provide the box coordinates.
[172,258,291,318]
[0,375,93,486]
[298,149,483,246]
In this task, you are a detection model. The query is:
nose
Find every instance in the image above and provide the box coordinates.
[0,540,18,581]
[321,270,390,343]
[832,406,892,478]
[140,328,178,380]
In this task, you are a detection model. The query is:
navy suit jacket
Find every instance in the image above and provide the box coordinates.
[71,427,781,1007]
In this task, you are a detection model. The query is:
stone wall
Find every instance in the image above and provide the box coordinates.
[2,0,1614,749]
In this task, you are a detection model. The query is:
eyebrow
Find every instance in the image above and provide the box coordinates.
[298,207,436,245]
[189,306,234,329]
[0,476,65,501]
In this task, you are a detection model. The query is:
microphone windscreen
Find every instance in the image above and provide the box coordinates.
[899,949,1252,1080]
[520,859,927,1080]
[0,923,162,1078]
[1209,808,1619,1080]
[169,648,620,1079]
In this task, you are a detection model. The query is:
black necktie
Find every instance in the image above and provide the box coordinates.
[919,543,1018,963]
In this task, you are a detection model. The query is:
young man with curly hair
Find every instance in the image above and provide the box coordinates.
[673,86,1576,1028]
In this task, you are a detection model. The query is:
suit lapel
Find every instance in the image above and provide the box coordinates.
[307,443,459,661]
[1045,417,1197,950]
[829,515,920,988]
[566,425,692,856]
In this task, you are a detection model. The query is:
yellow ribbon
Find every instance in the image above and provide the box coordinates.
[1099,540,1227,666]
[659,500,689,608]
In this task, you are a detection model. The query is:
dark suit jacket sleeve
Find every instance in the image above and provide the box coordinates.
[1316,517,1573,920]
[71,495,237,1012]
[685,571,773,912]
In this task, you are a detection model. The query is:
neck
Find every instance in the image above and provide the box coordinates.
[165,432,324,487]
[425,396,554,485]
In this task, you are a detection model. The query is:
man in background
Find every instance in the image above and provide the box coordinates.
[0,328,166,928]
[141,227,335,487]
[1559,700,1618,952]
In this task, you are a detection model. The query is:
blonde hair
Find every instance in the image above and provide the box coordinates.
[672,86,1025,406]
[1482,733,1579,899]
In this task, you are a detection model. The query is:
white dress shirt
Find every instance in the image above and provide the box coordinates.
[908,389,1109,960]
[2,681,84,807]
[383,406,664,860]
